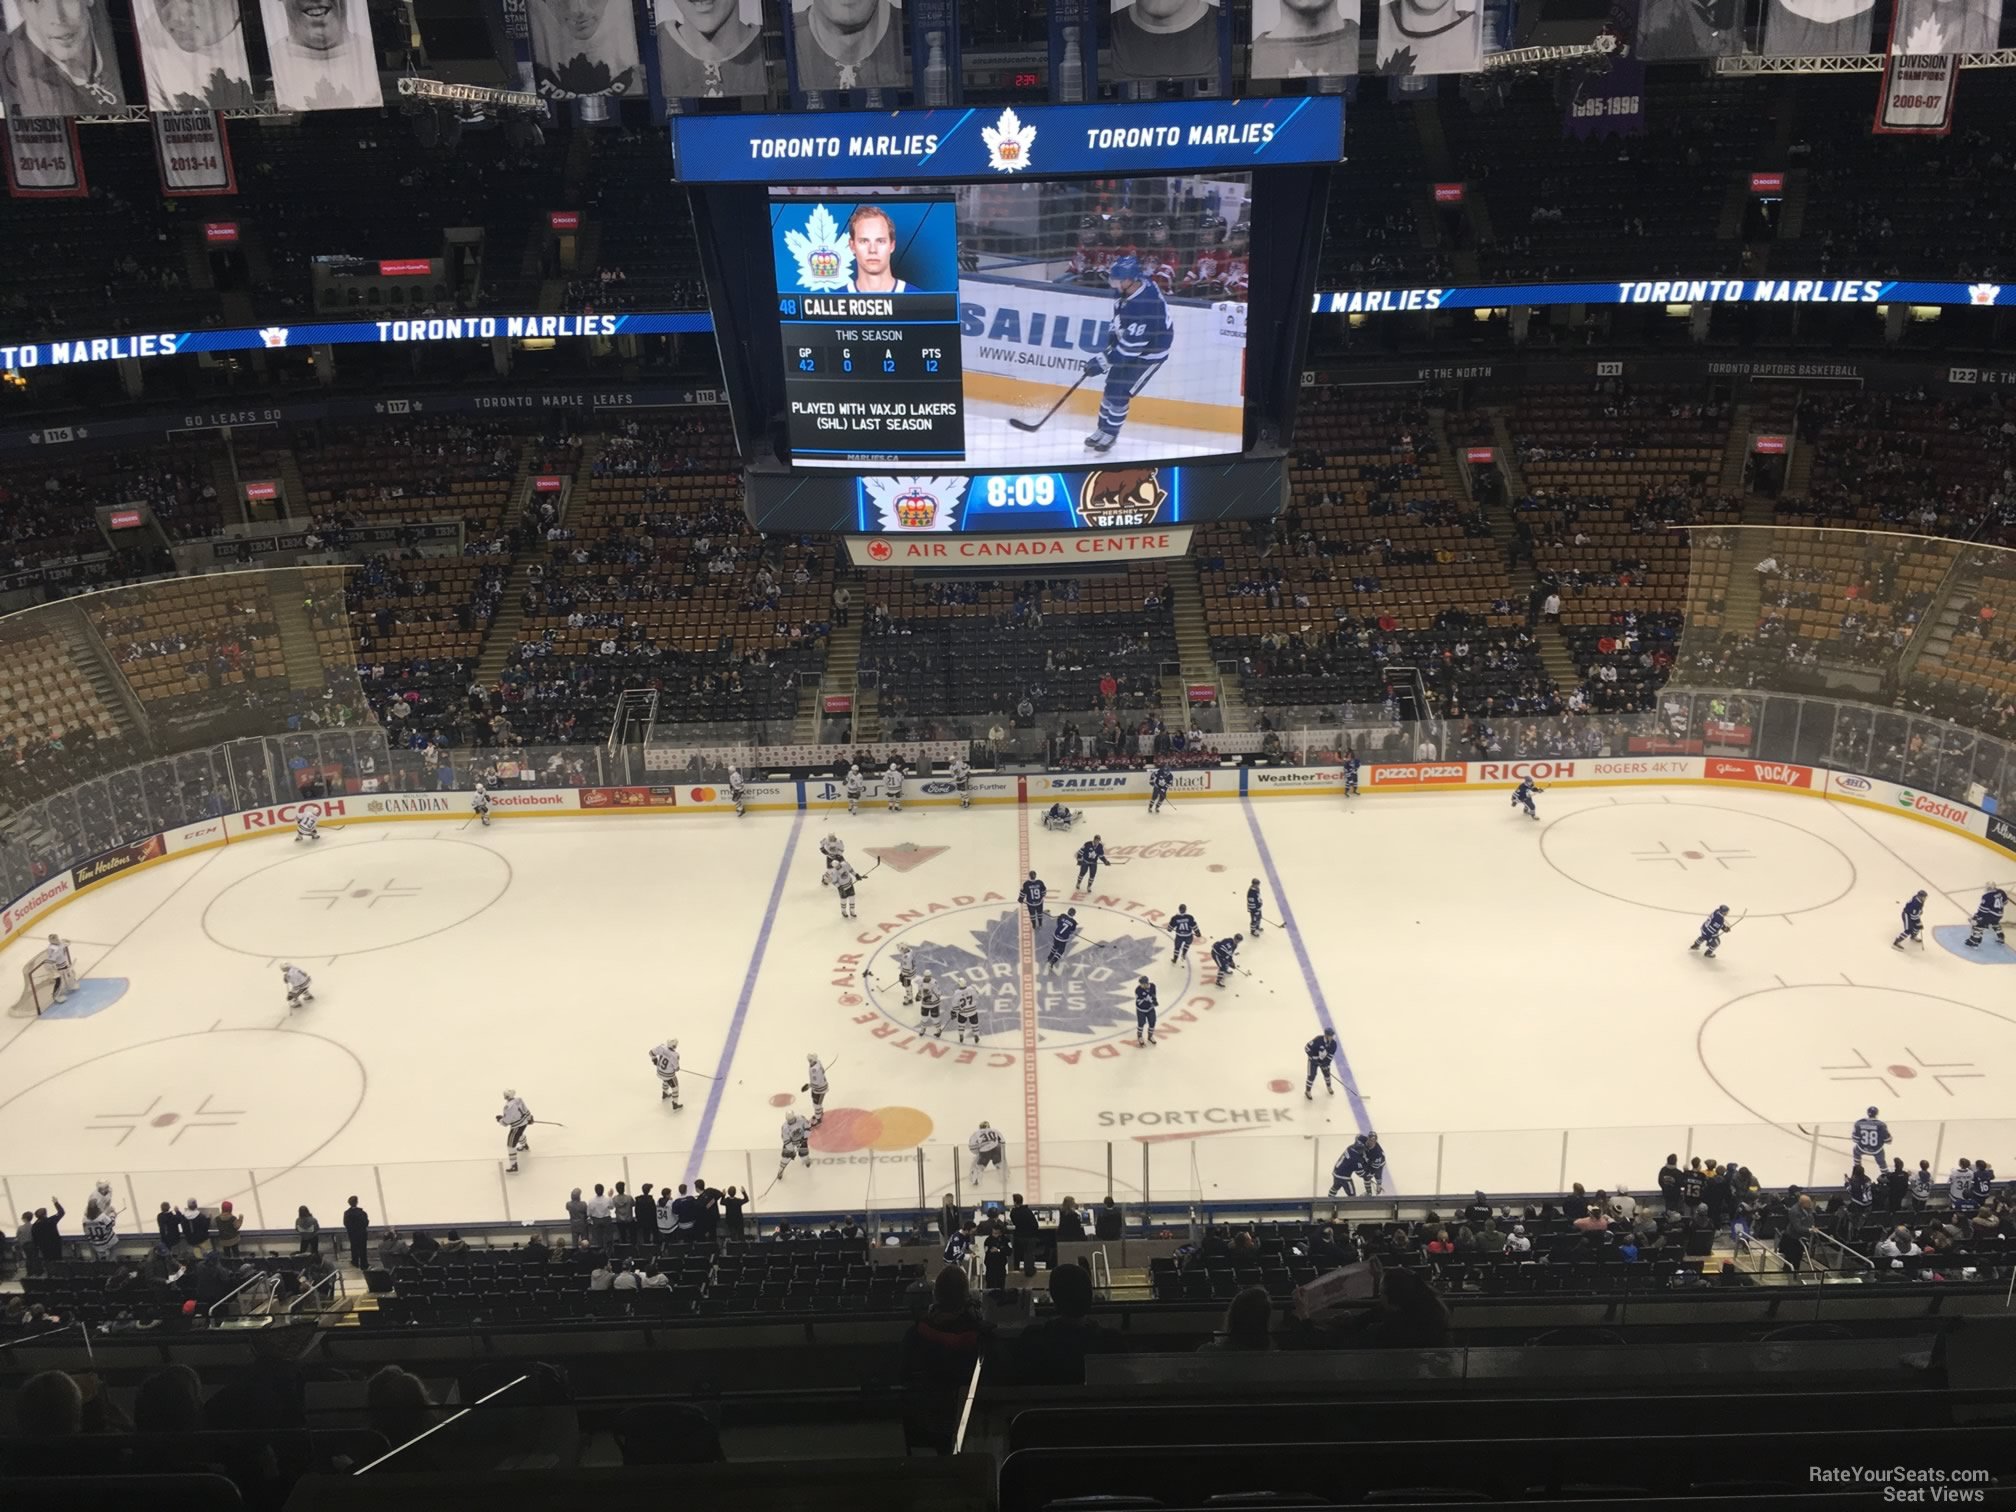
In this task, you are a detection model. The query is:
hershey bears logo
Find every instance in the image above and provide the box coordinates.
[1078,467,1169,529]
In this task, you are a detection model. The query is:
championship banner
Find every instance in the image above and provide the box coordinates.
[785,0,906,97]
[1564,55,1644,139]
[1048,0,1096,100]
[151,112,236,196]
[1762,0,1876,55]
[909,0,958,105]
[256,0,384,111]
[501,0,538,93]
[529,0,645,98]
[1106,0,1223,87]
[134,0,257,109]
[1247,0,1360,79]
[3,116,85,197]
[1875,0,1999,134]
[653,0,767,102]
[1372,0,1483,77]
[0,0,127,116]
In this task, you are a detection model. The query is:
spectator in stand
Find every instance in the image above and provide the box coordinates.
[343,1197,371,1269]
[1009,1192,1040,1276]
[294,1205,320,1256]
[1014,1261,1114,1384]
[1199,1287,1275,1352]
[30,1199,65,1269]
[134,1364,205,1435]
[156,1201,184,1250]
[14,1370,86,1438]
[182,1200,209,1254]
[901,1265,991,1453]
[566,1187,589,1246]
[937,1192,961,1243]
[214,1201,241,1259]
[633,1184,658,1251]
[366,1366,437,1460]
[1330,1265,1452,1348]
[1096,1196,1124,1241]
[1057,1196,1086,1243]
[587,1183,616,1247]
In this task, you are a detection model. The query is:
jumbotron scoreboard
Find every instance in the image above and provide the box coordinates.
[669,98,1345,543]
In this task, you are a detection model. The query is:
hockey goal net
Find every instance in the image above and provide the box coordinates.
[8,960,57,1018]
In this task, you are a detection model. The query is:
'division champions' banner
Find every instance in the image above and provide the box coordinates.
[3,116,85,197]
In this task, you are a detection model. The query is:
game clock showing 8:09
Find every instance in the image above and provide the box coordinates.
[771,196,966,466]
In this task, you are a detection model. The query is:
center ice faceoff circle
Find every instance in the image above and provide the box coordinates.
[202,838,513,958]
[1538,801,1855,917]
[855,898,1196,1051]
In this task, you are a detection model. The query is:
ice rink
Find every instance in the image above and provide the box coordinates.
[5,782,2016,1234]
[958,404,1244,470]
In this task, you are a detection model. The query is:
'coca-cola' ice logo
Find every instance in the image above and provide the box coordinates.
[1103,840,1207,864]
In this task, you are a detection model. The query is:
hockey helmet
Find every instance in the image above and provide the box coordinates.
[979,1120,991,1130]
[46,932,58,943]
[1108,255,1143,284]
[502,1088,516,1100]
[1868,1105,1880,1117]
[670,1038,679,1050]
[807,1053,818,1064]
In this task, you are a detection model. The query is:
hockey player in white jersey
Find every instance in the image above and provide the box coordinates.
[295,810,320,843]
[819,832,846,865]
[777,1110,812,1179]
[883,761,905,813]
[473,784,492,827]
[968,1120,1004,1185]
[650,1038,683,1108]
[728,767,748,818]
[498,1089,534,1172]
[894,942,917,1004]
[845,765,866,816]
[804,1054,830,1126]
[916,972,944,1036]
[950,756,972,809]
[951,986,980,1044]
[280,963,314,1009]
[824,857,861,919]
[43,934,77,1003]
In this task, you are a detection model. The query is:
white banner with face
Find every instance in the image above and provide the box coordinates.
[530,0,644,99]
[134,0,256,109]
[257,0,383,112]
[0,0,128,118]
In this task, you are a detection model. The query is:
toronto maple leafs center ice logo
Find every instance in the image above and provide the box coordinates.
[897,908,1164,1043]
[864,476,968,531]
[983,108,1035,173]
[783,204,855,293]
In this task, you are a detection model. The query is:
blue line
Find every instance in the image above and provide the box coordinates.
[915,109,974,166]
[1239,797,1377,1141]
[683,811,805,1186]
[1257,97,1310,154]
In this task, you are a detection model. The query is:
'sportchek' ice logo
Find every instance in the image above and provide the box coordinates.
[865,475,968,531]
[259,327,289,348]
[982,107,1035,173]
[784,204,854,293]
[1970,283,2002,307]
[907,909,1162,1041]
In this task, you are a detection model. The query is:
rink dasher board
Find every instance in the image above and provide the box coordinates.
[6,760,2013,948]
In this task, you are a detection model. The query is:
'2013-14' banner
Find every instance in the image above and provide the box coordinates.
[152,113,236,196]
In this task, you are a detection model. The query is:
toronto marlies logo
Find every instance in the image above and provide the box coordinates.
[982,107,1036,173]
[864,475,968,531]
[893,908,1162,1041]
[783,204,855,293]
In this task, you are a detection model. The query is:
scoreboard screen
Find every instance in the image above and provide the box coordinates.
[769,174,1253,474]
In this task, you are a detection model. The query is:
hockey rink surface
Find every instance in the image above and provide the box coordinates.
[4,784,2016,1232]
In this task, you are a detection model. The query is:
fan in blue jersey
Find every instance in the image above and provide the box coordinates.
[1167,904,1200,963]
[1082,256,1173,454]
[1342,749,1360,798]
[1246,878,1265,935]
[1075,834,1108,890]
[1893,890,1928,950]
[1852,1107,1892,1170]
[1209,933,1242,986]
[1304,1027,1339,1097]
[1965,886,2008,949]
[1047,907,1081,966]
[1511,776,1544,820]
[1689,904,1734,959]
[1019,870,1047,926]
[1147,763,1174,813]
[1134,976,1159,1046]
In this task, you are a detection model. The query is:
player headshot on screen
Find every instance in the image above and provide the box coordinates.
[657,0,765,99]
[845,207,911,294]
[260,0,382,109]
[1375,0,1483,75]
[1248,0,1359,78]
[1,0,127,117]
[792,0,904,92]
[1108,0,1219,81]
[135,0,255,110]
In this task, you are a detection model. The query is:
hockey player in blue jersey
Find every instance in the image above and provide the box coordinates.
[1082,256,1172,453]
[1894,890,1928,950]
[1328,1143,1364,1199]
[1511,776,1543,820]
[1246,878,1265,935]
[1148,763,1173,813]
[1305,1028,1339,1097]
[1134,976,1159,1046]
[1167,904,1200,964]
[1042,802,1077,832]
[1342,749,1360,798]
[1965,885,2008,948]
[1019,871,1047,927]
[1852,1106,1892,1170]
[1690,904,1734,959]
[1357,1132,1387,1196]
[1209,933,1242,987]
[1047,907,1081,966]
[1075,835,1108,890]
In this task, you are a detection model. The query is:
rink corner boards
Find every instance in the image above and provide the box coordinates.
[5,759,2013,949]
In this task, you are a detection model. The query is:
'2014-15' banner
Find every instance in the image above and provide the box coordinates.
[3,117,86,198]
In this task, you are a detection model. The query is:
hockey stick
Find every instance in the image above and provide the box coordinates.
[1008,367,1093,433]
[859,857,883,879]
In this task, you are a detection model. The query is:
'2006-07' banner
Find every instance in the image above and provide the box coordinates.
[3,116,85,198]
[152,112,235,196]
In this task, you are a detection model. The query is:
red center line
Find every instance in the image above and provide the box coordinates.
[1015,799,1043,1200]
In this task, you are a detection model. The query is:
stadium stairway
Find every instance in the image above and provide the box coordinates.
[1717,405,1754,492]
[272,589,336,694]
[1718,500,1781,645]
[276,447,309,523]
[1163,557,1234,720]
[63,600,150,737]
[804,590,863,740]
[474,561,534,686]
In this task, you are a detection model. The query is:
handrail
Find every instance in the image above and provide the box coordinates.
[0,1320,87,1356]
[1808,1228,1876,1275]
[285,1267,343,1316]
[209,1268,276,1318]
[952,1351,985,1455]
[352,1372,529,1475]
